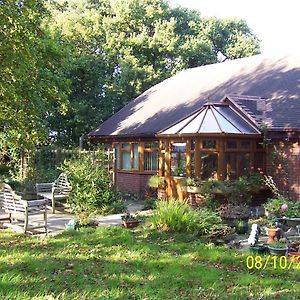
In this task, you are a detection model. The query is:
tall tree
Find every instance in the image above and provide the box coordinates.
[47,0,260,146]
[0,0,70,160]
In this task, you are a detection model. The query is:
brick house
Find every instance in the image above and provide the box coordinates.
[89,54,300,201]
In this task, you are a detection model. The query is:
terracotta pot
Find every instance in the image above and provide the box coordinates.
[288,252,300,262]
[122,220,140,229]
[187,192,205,208]
[266,227,280,243]
[157,188,167,199]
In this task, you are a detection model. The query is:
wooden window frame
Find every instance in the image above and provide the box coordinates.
[144,142,159,172]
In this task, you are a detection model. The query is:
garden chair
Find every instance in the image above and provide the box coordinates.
[0,183,48,235]
[36,173,72,213]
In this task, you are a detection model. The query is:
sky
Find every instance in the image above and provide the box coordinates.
[169,0,300,54]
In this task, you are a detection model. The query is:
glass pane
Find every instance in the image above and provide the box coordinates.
[171,143,186,177]
[191,140,195,151]
[226,140,237,149]
[145,142,159,149]
[202,140,216,149]
[144,152,159,171]
[240,141,251,149]
[133,143,139,170]
[225,153,237,179]
[239,153,251,176]
[201,153,218,179]
[200,109,222,132]
[114,144,120,169]
[122,143,130,150]
[122,151,131,170]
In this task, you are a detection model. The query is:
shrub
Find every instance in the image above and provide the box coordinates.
[143,191,157,210]
[148,176,166,189]
[263,196,300,218]
[149,199,230,237]
[62,152,125,214]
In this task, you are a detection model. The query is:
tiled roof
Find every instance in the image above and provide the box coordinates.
[89,53,300,138]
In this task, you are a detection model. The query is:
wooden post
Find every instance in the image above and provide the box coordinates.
[218,138,225,180]
[165,140,170,177]
[186,139,191,178]
[130,143,134,169]
[159,140,164,176]
[138,142,144,172]
[195,138,201,178]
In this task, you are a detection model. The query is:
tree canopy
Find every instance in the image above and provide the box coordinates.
[0,0,260,155]
[0,0,70,160]
[47,0,260,146]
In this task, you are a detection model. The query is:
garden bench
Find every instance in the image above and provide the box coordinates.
[36,173,72,213]
[0,183,48,235]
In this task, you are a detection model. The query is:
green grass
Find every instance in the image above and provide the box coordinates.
[0,227,299,299]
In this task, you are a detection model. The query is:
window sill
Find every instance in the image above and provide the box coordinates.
[116,170,157,175]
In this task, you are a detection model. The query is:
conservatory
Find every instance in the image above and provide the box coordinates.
[111,102,265,199]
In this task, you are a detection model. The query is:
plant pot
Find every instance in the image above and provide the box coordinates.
[266,227,280,243]
[122,220,140,229]
[249,244,268,255]
[186,186,202,193]
[288,252,300,262]
[268,245,288,256]
[157,188,167,199]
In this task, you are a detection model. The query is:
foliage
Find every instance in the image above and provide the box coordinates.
[227,176,252,204]
[46,0,260,146]
[263,217,278,228]
[149,199,230,237]
[62,151,125,214]
[186,173,266,205]
[263,196,300,218]
[148,175,166,189]
[263,175,280,197]
[1,228,300,299]
[268,240,288,249]
[143,191,157,210]
[0,0,70,159]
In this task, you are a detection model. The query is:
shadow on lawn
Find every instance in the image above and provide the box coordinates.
[0,228,299,299]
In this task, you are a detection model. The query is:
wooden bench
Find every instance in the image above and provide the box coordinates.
[36,173,72,214]
[0,183,48,235]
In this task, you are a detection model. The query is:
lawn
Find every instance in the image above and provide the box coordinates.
[0,227,299,300]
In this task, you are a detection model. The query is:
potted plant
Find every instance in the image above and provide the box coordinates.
[148,175,167,199]
[185,178,202,193]
[184,178,205,207]
[268,240,288,256]
[288,241,300,262]
[263,196,290,218]
[249,244,269,255]
[264,217,281,243]
[121,212,140,228]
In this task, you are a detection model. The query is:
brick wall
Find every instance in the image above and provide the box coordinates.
[266,140,300,200]
[115,171,155,196]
